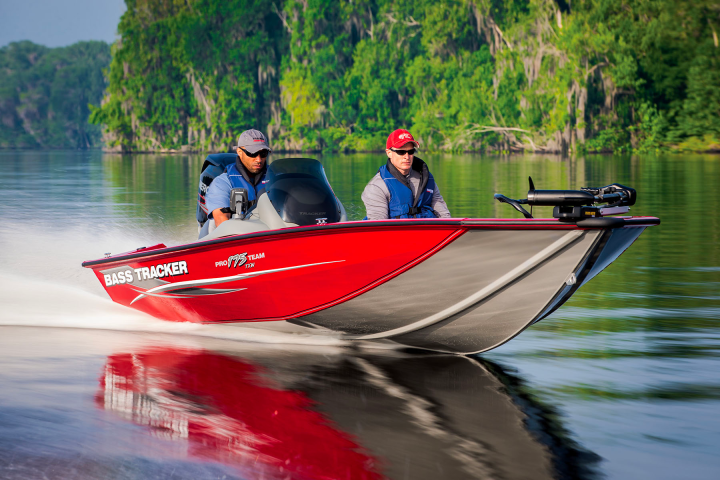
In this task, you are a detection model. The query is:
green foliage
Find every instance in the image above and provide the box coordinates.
[0,41,110,149]
[632,102,668,153]
[675,50,720,139]
[570,0,720,151]
[90,0,720,153]
[92,0,285,152]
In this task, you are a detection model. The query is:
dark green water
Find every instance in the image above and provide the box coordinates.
[0,151,718,479]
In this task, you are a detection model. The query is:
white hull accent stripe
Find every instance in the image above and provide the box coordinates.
[128,287,247,300]
[130,260,344,304]
[351,230,584,340]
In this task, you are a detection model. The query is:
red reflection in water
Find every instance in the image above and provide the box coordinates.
[97,348,383,480]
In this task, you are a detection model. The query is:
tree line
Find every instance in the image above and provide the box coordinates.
[2,0,718,153]
[0,41,110,149]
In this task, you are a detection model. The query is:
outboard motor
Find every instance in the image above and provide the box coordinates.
[495,177,637,220]
[264,158,342,226]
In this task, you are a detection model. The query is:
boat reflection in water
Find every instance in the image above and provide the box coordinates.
[98,345,598,479]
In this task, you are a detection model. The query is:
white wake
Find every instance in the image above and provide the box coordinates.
[0,224,345,347]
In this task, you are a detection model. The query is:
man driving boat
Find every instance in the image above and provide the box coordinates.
[205,129,271,227]
[361,129,451,220]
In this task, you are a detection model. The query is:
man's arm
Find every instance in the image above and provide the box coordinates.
[361,175,391,220]
[204,174,233,226]
[430,184,452,218]
[212,208,232,226]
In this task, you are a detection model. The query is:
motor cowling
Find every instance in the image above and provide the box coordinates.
[527,189,596,206]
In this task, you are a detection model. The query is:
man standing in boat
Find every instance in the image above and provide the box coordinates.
[362,129,451,219]
[205,129,271,227]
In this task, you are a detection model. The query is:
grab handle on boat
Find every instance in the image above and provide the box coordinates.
[494,194,533,219]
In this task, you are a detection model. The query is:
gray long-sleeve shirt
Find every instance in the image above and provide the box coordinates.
[361,167,452,220]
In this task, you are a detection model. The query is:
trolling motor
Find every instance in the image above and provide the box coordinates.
[495,177,636,220]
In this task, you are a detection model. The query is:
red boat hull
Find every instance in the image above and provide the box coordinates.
[89,224,462,323]
[84,217,659,353]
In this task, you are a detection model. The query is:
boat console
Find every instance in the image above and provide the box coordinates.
[495,177,637,221]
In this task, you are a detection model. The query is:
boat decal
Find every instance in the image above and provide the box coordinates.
[102,261,188,288]
[103,269,135,287]
[215,252,266,268]
[167,287,247,295]
[228,253,247,268]
[129,260,344,304]
[128,286,247,300]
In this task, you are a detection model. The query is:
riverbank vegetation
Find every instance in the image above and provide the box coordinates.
[0,41,110,149]
[91,0,719,154]
[4,1,718,154]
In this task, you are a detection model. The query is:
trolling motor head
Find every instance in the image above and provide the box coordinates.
[495,177,637,220]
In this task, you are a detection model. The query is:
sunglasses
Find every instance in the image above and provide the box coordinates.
[240,148,269,158]
[391,148,416,156]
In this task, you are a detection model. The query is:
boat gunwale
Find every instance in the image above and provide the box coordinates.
[81,216,660,268]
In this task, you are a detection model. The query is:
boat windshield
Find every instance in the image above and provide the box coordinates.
[265,158,341,226]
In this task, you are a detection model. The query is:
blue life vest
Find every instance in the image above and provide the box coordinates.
[225,162,268,212]
[379,163,437,219]
[197,153,237,225]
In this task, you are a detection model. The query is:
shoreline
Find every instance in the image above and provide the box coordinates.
[1,148,719,155]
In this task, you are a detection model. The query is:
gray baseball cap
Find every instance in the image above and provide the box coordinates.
[236,129,272,153]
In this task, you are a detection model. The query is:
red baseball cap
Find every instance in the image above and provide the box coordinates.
[386,129,419,150]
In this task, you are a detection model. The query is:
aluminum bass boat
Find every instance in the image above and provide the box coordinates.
[82,157,659,354]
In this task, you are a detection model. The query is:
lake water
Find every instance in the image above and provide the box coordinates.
[0,151,718,479]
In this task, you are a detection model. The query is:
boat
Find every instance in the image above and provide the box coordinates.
[82,156,660,354]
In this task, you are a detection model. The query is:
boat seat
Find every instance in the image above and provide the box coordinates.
[198,218,216,240]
